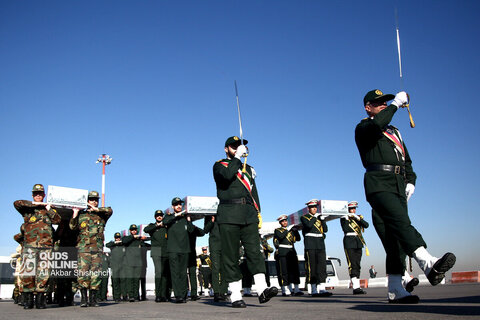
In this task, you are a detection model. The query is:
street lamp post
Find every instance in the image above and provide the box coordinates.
[96,154,112,207]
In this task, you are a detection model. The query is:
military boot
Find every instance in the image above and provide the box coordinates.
[24,292,34,309]
[18,293,25,307]
[80,288,88,307]
[89,290,100,307]
[36,292,46,309]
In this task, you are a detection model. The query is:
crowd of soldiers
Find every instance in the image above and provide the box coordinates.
[10,90,457,309]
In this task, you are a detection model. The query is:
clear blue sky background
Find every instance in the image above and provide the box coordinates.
[1,0,479,280]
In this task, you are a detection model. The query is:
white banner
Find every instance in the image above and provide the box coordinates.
[46,185,88,209]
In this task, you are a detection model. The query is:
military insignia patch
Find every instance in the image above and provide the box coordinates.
[29,216,36,223]
[81,221,87,228]
[375,90,383,95]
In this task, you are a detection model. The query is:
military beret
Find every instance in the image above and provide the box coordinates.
[363,89,395,106]
[225,136,248,147]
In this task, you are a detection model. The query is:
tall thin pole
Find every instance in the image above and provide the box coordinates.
[96,154,112,207]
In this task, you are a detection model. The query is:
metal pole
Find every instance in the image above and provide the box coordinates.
[96,154,112,207]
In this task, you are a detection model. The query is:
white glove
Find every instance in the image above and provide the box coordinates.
[405,183,415,201]
[391,91,409,108]
[251,167,257,179]
[234,144,247,160]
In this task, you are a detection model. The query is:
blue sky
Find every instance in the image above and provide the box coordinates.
[1,0,479,279]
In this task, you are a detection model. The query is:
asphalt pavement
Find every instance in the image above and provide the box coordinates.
[1,283,479,320]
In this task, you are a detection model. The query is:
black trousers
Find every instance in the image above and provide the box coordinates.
[277,251,300,286]
[304,249,326,284]
[368,192,426,275]
[344,248,362,279]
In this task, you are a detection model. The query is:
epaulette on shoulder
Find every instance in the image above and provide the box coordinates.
[302,214,312,221]
[275,227,285,233]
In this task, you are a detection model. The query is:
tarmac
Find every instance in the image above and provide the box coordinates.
[1,283,479,320]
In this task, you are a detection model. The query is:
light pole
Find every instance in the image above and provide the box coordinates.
[96,154,112,207]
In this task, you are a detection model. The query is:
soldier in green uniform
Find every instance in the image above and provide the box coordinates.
[105,232,126,302]
[204,215,228,302]
[144,210,171,302]
[163,197,195,303]
[274,214,303,296]
[70,190,113,307]
[187,224,205,300]
[122,224,147,302]
[198,247,213,297]
[14,184,62,309]
[341,201,369,295]
[355,89,456,303]
[98,252,110,301]
[260,236,274,287]
[213,136,278,308]
[301,199,332,297]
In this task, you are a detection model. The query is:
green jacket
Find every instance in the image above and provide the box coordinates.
[213,157,260,225]
[300,214,328,250]
[144,222,168,257]
[188,226,205,266]
[204,216,221,252]
[122,235,145,267]
[340,216,369,249]
[355,104,416,196]
[274,227,300,257]
[163,213,194,254]
[105,239,125,267]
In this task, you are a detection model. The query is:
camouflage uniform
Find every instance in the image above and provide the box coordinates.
[14,200,61,294]
[69,205,113,290]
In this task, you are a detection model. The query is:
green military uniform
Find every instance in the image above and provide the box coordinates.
[203,216,228,301]
[105,233,126,302]
[163,198,194,303]
[213,156,264,283]
[144,210,171,302]
[69,191,113,307]
[261,237,274,287]
[98,253,110,301]
[355,90,426,276]
[274,223,301,288]
[341,210,369,281]
[14,184,62,309]
[198,250,212,294]
[187,226,205,300]
[300,202,328,287]
[122,224,146,302]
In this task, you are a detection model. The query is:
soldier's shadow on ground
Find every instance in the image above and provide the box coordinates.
[349,296,480,316]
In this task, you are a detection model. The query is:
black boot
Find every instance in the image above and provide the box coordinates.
[89,290,99,307]
[80,288,88,307]
[18,293,25,307]
[36,292,46,309]
[46,292,53,304]
[24,292,34,309]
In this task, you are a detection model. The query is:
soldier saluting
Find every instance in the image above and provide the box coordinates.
[355,89,456,303]
[70,190,113,307]
[340,201,369,295]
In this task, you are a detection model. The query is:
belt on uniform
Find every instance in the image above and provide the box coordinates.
[220,197,254,205]
[279,244,293,248]
[345,232,357,236]
[201,265,210,268]
[305,233,323,238]
[366,164,405,176]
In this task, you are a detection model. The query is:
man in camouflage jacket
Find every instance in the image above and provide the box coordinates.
[13,184,62,309]
[70,191,113,307]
